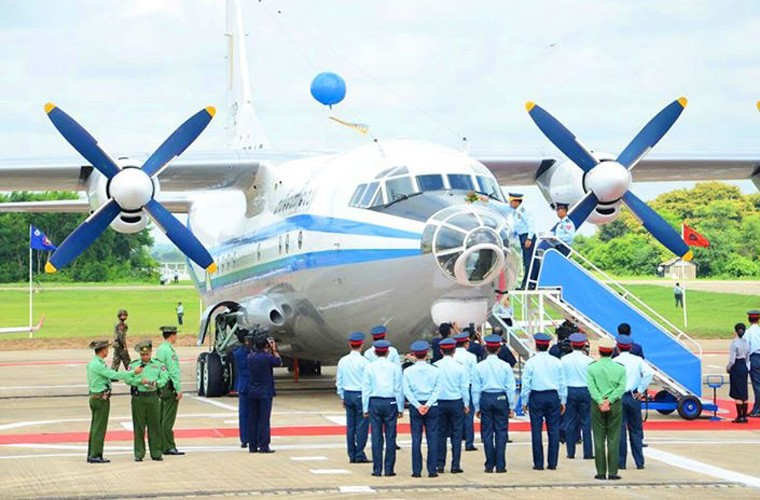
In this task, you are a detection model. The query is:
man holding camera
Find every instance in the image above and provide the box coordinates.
[248,334,282,454]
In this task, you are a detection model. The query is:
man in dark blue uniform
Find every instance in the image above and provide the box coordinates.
[432,323,453,363]
[247,335,282,453]
[612,323,645,359]
[232,330,253,448]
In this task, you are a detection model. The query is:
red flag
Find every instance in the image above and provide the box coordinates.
[682,223,709,247]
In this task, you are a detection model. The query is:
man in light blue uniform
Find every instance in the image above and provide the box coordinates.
[402,340,441,478]
[614,335,654,470]
[507,192,535,289]
[745,310,760,417]
[364,326,401,364]
[521,332,567,470]
[561,333,594,460]
[362,340,404,477]
[473,334,516,473]
[433,338,469,474]
[336,332,371,464]
[552,202,576,257]
[453,332,478,451]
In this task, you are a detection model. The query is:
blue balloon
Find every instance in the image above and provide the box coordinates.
[310,72,346,107]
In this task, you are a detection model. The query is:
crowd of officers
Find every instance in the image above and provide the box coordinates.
[336,321,654,480]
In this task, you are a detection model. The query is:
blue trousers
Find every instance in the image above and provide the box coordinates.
[238,391,249,445]
[437,399,464,470]
[463,388,475,448]
[619,393,644,468]
[409,403,439,475]
[344,390,369,461]
[528,390,561,469]
[248,396,273,452]
[519,234,536,289]
[750,353,760,414]
[565,387,593,459]
[369,397,398,475]
[480,392,509,472]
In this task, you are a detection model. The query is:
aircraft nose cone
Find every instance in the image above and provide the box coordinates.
[585,161,631,202]
[109,168,154,210]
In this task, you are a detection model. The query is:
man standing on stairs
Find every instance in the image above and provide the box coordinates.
[552,202,576,257]
[506,193,535,289]
[614,335,653,470]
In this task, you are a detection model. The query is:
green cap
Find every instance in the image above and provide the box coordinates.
[160,325,178,334]
[135,340,153,354]
[89,340,111,350]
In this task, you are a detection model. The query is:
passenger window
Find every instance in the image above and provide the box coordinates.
[417,174,444,191]
[448,174,474,191]
[359,182,379,207]
[298,231,303,250]
[285,234,290,253]
[349,184,367,206]
[386,176,415,201]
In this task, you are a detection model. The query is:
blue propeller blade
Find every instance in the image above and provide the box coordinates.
[141,107,216,177]
[525,102,598,172]
[622,191,690,258]
[616,97,688,169]
[46,200,122,272]
[567,192,599,229]
[143,199,217,272]
[44,103,121,179]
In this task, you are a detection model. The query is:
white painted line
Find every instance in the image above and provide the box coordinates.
[191,396,237,411]
[0,384,88,390]
[707,364,723,369]
[120,421,133,431]
[311,469,351,474]
[223,419,239,425]
[646,447,760,489]
[339,485,375,493]
[290,456,328,461]
[325,415,347,425]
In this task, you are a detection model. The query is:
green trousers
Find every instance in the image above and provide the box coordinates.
[88,396,110,459]
[132,394,162,459]
[160,394,179,451]
[591,399,622,477]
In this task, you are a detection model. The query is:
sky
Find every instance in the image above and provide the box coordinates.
[1,0,759,238]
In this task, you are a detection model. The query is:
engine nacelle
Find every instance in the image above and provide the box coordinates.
[237,296,286,329]
[84,158,160,234]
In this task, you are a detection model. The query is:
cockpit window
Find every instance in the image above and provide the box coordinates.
[349,183,367,206]
[476,176,503,200]
[448,174,475,191]
[416,174,444,191]
[359,182,380,207]
[386,176,415,201]
[376,165,408,179]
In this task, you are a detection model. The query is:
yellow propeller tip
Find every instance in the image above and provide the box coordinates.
[205,106,216,118]
[206,262,218,274]
[682,250,694,262]
[756,100,760,112]
[525,101,536,112]
[44,262,57,273]
[677,97,688,108]
[44,103,56,114]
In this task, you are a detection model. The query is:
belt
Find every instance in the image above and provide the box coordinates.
[90,390,111,399]
[134,391,158,397]
[438,398,463,402]
[369,396,395,400]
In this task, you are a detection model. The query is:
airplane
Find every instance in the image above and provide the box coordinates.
[1,0,759,396]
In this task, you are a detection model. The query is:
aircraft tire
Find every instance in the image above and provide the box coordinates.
[204,351,226,397]
[196,352,209,396]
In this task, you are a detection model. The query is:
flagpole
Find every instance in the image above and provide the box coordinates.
[682,278,688,328]
[28,225,33,339]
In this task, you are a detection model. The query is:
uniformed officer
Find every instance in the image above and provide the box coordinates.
[111,309,130,371]
[561,333,594,460]
[453,331,478,451]
[614,335,653,470]
[125,340,168,461]
[362,340,404,477]
[744,310,760,417]
[155,325,184,456]
[432,323,453,363]
[521,332,567,470]
[232,330,253,448]
[364,326,401,364]
[587,338,627,480]
[433,338,469,474]
[248,335,282,453]
[86,340,131,463]
[552,202,576,256]
[336,332,371,464]
[611,323,645,359]
[507,193,536,289]
[473,334,516,473]
[403,340,441,478]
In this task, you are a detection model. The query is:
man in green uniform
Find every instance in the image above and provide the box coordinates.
[86,340,131,463]
[111,309,130,371]
[156,325,184,455]
[125,340,168,462]
[587,338,627,480]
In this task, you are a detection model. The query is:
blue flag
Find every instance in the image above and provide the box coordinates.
[30,225,57,251]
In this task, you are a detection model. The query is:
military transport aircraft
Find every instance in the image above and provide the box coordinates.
[1,0,758,395]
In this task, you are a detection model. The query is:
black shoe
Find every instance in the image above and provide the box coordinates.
[495,469,507,473]
[465,446,478,451]
[249,448,259,453]
[484,469,494,473]
[636,465,645,470]
[451,468,464,474]
[259,448,275,453]
[567,455,575,459]
[618,465,627,470]
[385,472,396,477]
[436,467,444,473]
[559,437,566,444]
[642,443,649,447]
[608,475,622,480]
[134,457,143,462]
[411,473,421,478]
[548,466,557,470]
[395,444,401,450]
[532,466,543,471]
[371,472,382,477]
[507,439,513,443]
[428,472,439,478]
[584,456,595,460]
[87,457,110,464]
[152,457,163,461]
[241,442,248,448]
[355,458,371,463]
[594,474,606,480]
[164,448,185,456]
[349,459,356,463]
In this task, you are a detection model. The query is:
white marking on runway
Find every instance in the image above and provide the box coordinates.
[646,447,760,489]
[339,485,375,493]
[0,384,88,390]
[325,415,347,425]
[311,469,350,474]
[707,364,723,369]
[120,422,133,431]
[191,396,237,411]
[290,456,327,461]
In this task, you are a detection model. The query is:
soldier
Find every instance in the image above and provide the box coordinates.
[587,338,627,480]
[433,338,469,474]
[472,334,516,474]
[86,340,131,463]
[521,332,567,471]
[125,340,168,462]
[362,340,404,477]
[336,332,371,463]
[453,332,478,451]
[111,309,130,371]
[507,192,535,289]
[364,326,401,364]
[403,340,441,478]
[155,325,184,456]
[552,202,576,256]
[614,335,653,470]
[561,333,594,460]
[176,302,184,326]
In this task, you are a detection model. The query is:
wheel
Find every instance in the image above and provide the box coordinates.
[677,395,702,420]
[654,390,676,415]
[196,352,209,396]
[203,352,226,397]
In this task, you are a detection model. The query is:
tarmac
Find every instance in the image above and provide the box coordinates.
[1,340,759,499]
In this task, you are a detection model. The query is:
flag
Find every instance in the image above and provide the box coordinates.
[682,223,709,248]
[30,225,57,251]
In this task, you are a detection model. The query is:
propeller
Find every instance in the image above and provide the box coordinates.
[43,104,218,273]
[526,98,692,260]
